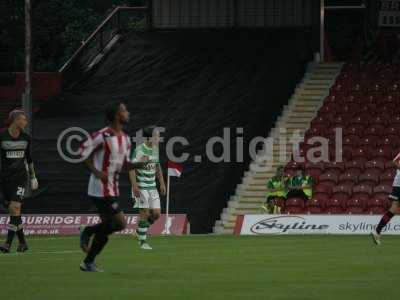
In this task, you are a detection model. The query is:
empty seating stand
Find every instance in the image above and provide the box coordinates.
[285,62,398,215]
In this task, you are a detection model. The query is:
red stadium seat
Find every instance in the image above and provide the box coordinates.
[305,197,326,214]
[330,145,352,161]
[311,115,333,127]
[332,184,353,196]
[284,197,305,214]
[336,103,358,114]
[343,124,364,136]
[367,198,387,215]
[305,125,328,138]
[331,84,348,95]
[389,113,400,125]
[368,83,385,94]
[312,193,330,203]
[359,135,378,147]
[344,95,362,103]
[324,161,345,173]
[375,104,395,115]
[368,206,386,215]
[319,172,339,185]
[379,169,396,185]
[352,184,373,199]
[285,160,304,171]
[343,135,361,146]
[359,135,379,147]
[305,162,324,178]
[373,146,392,160]
[351,113,370,126]
[364,94,380,104]
[321,102,340,112]
[332,114,353,126]
[310,120,328,131]
[384,125,400,135]
[358,169,381,186]
[338,170,360,186]
[314,183,334,196]
[373,184,392,200]
[346,197,367,214]
[284,207,304,214]
[350,83,364,93]
[364,159,386,171]
[377,135,399,147]
[326,195,347,214]
[365,125,385,136]
[352,146,371,159]
[345,158,367,172]
[325,95,339,104]
[382,95,399,104]
[384,160,396,171]
[388,83,400,93]
[285,197,305,207]
[359,103,377,114]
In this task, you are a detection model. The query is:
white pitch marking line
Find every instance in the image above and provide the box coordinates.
[0,250,81,257]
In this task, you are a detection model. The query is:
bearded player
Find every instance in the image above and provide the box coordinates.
[78,102,131,272]
[371,153,400,245]
[129,126,166,250]
[0,109,39,253]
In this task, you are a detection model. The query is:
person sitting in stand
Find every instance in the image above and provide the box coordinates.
[261,166,287,214]
[287,168,314,201]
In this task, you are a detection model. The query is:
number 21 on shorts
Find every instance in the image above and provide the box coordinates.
[17,186,25,197]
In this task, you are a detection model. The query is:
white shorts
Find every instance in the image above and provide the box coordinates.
[134,189,160,209]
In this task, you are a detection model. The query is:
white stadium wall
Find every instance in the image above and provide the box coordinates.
[152,0,318,29]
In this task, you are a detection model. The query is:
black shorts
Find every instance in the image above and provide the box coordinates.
[389,186,400,201]
[90,196,122,216]
[1,179,27,205]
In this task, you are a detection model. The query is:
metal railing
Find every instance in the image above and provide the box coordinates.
[59,6,149,87]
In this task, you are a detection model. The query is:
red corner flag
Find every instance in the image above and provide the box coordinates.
[167,161,183,177]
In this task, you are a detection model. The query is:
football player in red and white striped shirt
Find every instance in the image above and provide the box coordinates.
[78,102,131,272]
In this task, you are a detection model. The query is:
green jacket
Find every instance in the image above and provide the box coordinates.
[266,176,287,198]
[288,175,314,198]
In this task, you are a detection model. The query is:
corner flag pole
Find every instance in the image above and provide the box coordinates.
[164,174,171,235]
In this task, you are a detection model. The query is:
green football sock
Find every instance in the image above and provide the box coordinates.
[137,220,149,244]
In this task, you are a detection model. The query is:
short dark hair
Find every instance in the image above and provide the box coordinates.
[143,125,156,138]
[105,102,123,123]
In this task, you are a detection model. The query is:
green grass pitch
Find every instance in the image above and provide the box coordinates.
[1,235,399,300]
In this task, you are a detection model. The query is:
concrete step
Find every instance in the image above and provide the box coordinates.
[285,111,315,118]
[246,185,267,191]
[305,79,333,85]
[246,178,270,186]
[235,208,261,214]
[280,117,312,123]
[221,213,237,222]
[239,195,265,202]
[240,190,266,197]
[238,202,263,209]
[220,228,235,234]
